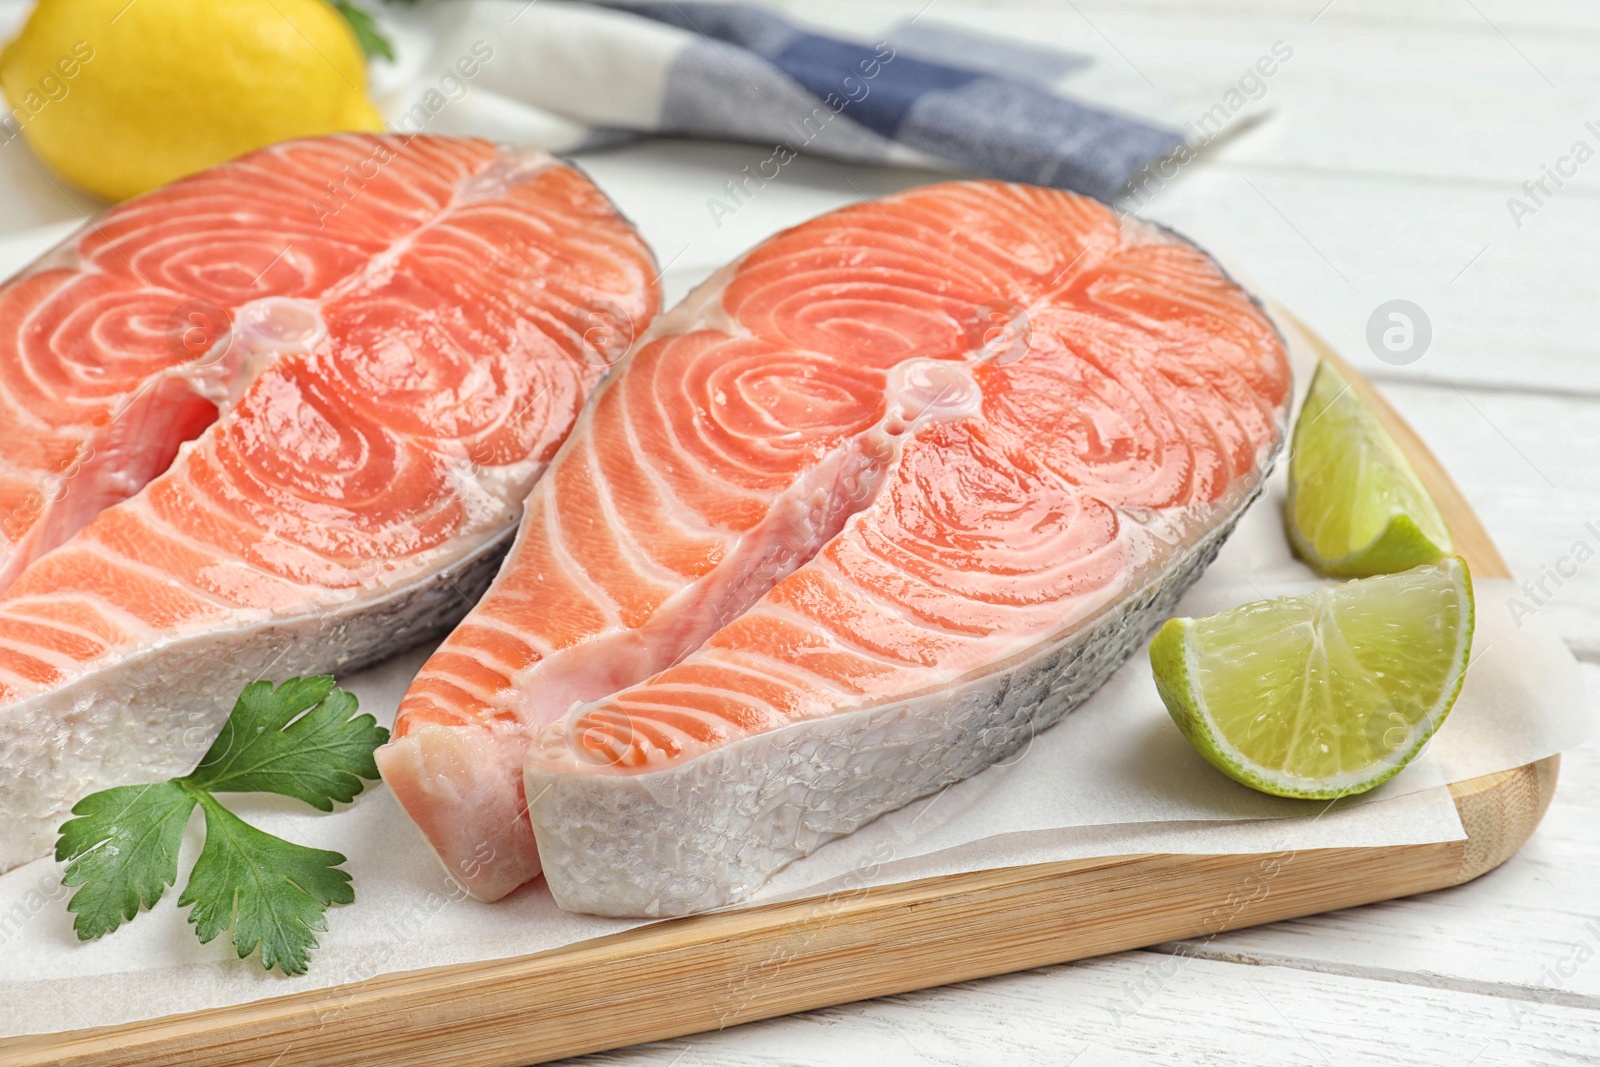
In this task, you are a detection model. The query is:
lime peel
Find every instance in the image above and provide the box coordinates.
[1286,359,1452,577]
[1150,557,1474,800]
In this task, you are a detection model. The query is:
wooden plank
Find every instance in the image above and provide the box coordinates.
[564,945,1600,1067]
[593,157,1600,401]
[1374,385,1600,657]
[1071,0,1600,33]
[0,326,1563,1067]
[586,3,1600,1040]
[779,0,1600,171]
[1285,311,1508,573]
[1156,665,1600,1001]
[0,772,1556,1067]
[0,3,1583,1063]
[581,685,1600,1066]
[1145,166,1600,399]
[739,0,1600,399]
[11,0,1600,400]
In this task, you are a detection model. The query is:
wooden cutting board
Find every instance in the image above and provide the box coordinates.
[0,314,1559,1067]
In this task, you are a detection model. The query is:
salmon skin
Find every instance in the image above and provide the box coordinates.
[0,135,658,873]
[383,181,1291,913]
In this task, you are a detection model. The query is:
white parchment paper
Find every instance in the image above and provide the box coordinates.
[0,495,1589,1038]
[0,230,1593,1040]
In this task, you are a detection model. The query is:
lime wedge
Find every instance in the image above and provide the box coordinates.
[1286,359,1452,577]
[1149,557,1474,799]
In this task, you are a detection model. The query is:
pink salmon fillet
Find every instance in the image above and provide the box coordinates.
[382,181,1290,911]
[0,134,658,872]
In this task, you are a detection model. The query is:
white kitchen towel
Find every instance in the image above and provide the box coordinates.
[373,0,1187,201]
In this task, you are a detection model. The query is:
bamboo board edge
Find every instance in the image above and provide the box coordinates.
[0,312,1563,1067]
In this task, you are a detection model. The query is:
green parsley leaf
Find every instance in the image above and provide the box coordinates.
[185,677,389,810]
[181,796,355,976]
[54,677,384,975]
[332,0,396,62]
[56,781,197,940]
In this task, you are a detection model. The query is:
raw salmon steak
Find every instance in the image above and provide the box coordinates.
[383,181,1291,912]
[0,134,658,871]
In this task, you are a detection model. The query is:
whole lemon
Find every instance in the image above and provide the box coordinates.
[0,0,385,200]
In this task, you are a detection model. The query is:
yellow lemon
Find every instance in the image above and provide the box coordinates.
[0,0,384,201]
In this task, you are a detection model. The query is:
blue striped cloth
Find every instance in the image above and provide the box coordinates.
[593,2,1185,200]
[384,1,1186,201]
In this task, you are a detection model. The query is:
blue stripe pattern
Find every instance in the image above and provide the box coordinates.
[594,1,1185,201]
[772,35,982,139]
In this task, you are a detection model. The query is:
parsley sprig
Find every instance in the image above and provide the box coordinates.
[55,678,388,976]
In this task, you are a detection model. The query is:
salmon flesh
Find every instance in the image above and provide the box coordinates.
[383,181,1292,914]
[0,135,658,872]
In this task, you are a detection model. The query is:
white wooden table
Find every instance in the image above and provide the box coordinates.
[562,2,1600,1063]
[0,0,1594,1063]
